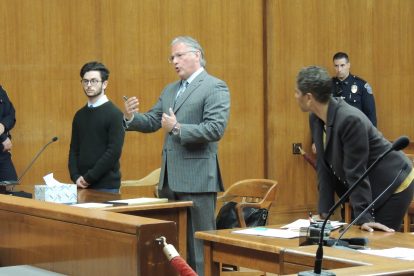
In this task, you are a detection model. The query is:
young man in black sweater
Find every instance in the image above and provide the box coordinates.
[68,61,125,193]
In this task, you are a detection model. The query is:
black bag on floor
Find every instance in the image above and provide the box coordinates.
[216,201,269,229]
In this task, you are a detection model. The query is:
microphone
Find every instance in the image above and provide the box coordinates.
[332,166,406,247]
[16,136,59,183]
[298,135,409,276]
[391,136,410,151]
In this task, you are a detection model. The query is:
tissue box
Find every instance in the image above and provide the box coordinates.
[34,184,77,204]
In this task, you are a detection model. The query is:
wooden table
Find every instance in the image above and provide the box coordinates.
[104,201,192,260]
[76,189,192,260]
[10,186,192,260]
[0,194,177,275]
[196,225,414,275]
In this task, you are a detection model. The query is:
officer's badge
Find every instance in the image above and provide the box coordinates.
[364,83,373,94]
[351,85,358,93]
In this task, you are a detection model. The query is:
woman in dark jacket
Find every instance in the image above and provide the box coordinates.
[294,66,414,232]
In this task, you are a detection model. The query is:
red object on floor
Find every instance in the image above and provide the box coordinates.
[170,256,198,276]
[157,236,198,276]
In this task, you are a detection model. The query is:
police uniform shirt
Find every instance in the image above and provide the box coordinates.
[332,74,377,127]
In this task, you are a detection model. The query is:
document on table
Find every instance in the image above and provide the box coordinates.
[72,202,113,208]
[281,219,347,231]
[232,227,300,238]
[231,219,347,239]
[105,197,168,206]
[358,247,414,261]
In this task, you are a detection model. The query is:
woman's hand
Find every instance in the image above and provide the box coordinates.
[360,222,395,232]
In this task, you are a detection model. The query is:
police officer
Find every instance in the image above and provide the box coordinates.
[332,52,377,127]
[0,85,18,182]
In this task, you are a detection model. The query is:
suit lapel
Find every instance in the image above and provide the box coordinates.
[313,116,326,155]
[324,98,339,152]
[169,82,181,108]
[173,71,207,113]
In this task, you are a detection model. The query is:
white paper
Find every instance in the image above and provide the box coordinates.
[281,219,346,231]
[358,247,414,261]
[232,227,300,239]
[72,202,113,208]
[108,197,168,205]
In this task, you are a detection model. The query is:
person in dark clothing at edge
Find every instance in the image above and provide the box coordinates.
[0,85,18,183]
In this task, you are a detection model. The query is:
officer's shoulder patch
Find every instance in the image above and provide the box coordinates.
[364,83,373,94]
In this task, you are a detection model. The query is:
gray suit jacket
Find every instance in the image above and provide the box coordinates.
[126,70,230,193]
[310,98,412,223]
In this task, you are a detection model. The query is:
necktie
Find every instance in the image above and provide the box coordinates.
[175,81,188,102]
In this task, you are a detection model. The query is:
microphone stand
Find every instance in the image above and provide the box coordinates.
[0,137,58,194]
[298,136,408,276]
[16,137,58,183]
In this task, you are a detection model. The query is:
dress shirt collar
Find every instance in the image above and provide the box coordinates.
[88,94,109,108]
[184,67,204,85]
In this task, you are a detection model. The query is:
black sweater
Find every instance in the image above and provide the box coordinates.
[68,101,125,189]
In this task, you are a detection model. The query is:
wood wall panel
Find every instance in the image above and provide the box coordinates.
[266,0,414,223]
[1,0,413,225]
[0,0,265,189]
[372,0,414,138]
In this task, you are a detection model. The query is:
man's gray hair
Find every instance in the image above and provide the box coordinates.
[297,66,332,103]
[171,36,206,67]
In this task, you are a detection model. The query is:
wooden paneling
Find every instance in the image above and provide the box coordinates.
[1,0,414,224]
[266,0,414,223]
[372,0,414,138]
[0,0,265,188]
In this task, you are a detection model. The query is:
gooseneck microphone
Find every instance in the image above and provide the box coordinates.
[390,136,410,152]
[16,136,59,183]
[298,136,410,276]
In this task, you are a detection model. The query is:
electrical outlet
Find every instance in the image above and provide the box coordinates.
[293,143,302,154]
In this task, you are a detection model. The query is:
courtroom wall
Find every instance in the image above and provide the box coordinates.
[0,0,265,187]
[266,0,414,222]
[1,0,413,224]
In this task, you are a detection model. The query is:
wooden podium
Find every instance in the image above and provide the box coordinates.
[0,194,178,275]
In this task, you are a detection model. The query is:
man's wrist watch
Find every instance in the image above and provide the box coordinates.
[171,123,180,136]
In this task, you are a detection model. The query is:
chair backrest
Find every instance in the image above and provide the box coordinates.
[221,179,277,205]
[120,168,161,198]
[121,168,161,187]
[217,179,278,228]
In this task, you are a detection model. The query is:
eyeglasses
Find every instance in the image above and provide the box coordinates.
[168,50,197,63]
[81,79,102,86]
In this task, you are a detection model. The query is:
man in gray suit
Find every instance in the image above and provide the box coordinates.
[123,36,230,275]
